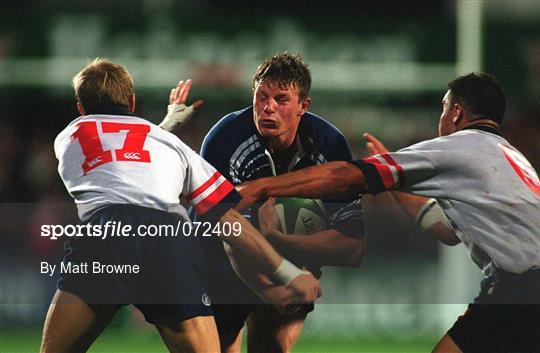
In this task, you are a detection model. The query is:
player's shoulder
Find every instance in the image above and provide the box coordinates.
[206,107,253,136]
[202,106,255,150]
[453,128,506,143]
[302,111,347,141]
[54,115,86,157]
[405,129,504,153]
[300,111,350,157]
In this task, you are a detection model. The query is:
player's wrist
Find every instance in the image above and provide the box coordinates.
[271,228,286,240]
[263,227,282,239]
[415,198,451,232]
[159,103,194,132]
[270,258,309,286]
[254,178,270,199]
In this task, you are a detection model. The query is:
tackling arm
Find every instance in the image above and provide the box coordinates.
[218,208,322,303]
[236,161,368,209]
[219,208,283,274]
[223,242,318,305]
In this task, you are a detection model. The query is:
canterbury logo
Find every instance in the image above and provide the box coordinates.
[201,293,211,306]
[123,152,141,160]
[87,157,103,167]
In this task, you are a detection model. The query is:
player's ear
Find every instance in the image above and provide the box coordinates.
[77,102,86,116]
[299,97,311,116]
[128,94,136,112]
[452,102,463,124]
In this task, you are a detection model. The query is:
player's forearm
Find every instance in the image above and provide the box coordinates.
[224,250,275,301]
[388,192,460,245]
[219,208,284,274]
[426,222,461,245]
[389,191,431,220]
[257,161,367,200]
[267,229,365,267]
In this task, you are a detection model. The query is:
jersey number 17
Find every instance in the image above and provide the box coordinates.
[71,121,151,175]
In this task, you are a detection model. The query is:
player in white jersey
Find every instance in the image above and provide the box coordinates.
[238,73,540,353]
[41,59,321,353]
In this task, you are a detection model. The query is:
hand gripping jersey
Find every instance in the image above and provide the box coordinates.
[200,106,365,302]
[355,126,540,275]
[54,109,236,221]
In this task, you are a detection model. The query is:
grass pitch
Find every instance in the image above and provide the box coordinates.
[1,328,435,353]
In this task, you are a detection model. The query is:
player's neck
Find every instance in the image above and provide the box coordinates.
[265,133,296,154]
[460,118,500,132]
[85,104,134,116]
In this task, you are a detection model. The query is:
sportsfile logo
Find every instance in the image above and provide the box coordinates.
[40,221,242,240]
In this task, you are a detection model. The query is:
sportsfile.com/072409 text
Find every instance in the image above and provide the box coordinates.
[40,221,242,240]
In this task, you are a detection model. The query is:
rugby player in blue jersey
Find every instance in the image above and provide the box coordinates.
[198,53,366,353]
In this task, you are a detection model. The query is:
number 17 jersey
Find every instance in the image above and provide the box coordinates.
[54,112,234,221]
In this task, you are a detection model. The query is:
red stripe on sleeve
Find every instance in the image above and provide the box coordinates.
[193,179,235,215]
[363,157,396,190]
[380,153,405,188]
[186,171,222,202]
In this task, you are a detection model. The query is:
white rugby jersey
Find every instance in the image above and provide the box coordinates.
[54,113,234,220]
[357,128,540,275]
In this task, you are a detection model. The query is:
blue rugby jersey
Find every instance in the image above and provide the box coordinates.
[199,106,365,302]
[202,106,365,234]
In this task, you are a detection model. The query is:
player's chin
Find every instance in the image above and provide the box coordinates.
[258,128,281,138]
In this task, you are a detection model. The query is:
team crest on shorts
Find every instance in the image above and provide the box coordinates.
[201,293,211,306]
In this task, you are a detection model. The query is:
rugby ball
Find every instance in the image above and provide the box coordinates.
[274,197,328,235]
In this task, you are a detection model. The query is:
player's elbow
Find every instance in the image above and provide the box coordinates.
[344,240,365,268]
[427,225,461,246]
[439,236,461,246]
[348,250,364,268]
[347,253,364,268]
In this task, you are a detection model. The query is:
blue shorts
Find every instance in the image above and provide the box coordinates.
[58,204,213,324]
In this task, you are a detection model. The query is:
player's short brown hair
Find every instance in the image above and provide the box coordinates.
[448,72,506,125]
[253,52,312,101]
[73,58,134,112]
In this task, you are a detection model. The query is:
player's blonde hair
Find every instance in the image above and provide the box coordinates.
[73,58,134,112]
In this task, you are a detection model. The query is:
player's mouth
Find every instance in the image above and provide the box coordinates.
[259,119,277,128]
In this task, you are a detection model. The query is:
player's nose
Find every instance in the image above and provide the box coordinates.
[264,99,277,113]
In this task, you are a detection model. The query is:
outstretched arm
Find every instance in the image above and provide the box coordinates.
[236,161,368,210]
